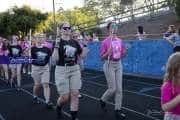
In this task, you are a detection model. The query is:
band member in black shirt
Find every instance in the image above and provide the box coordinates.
[52,22,82,120]
[31,35,53,109]
[8,35,23,88]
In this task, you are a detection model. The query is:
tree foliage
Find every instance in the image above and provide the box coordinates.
[44,7,99,35]
[59,7,98,29]
[84,0,138,19]
[0,5,48,38]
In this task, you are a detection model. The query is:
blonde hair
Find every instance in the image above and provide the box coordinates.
[164,52,180,86]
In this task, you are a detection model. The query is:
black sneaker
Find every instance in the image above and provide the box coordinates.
[115,110,126,120]
[45,101,53,109]
[16,86,21,91]
[71,111,78,120]
[10,81,16,88]
[33,97,40,104]
[100,99,106,109]
[7,80,10,86]
[56,105,62,119]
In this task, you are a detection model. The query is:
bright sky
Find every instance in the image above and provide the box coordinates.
[0,0,83,13]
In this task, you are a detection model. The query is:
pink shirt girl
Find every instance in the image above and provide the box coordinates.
[21,41,30,50]
[100,36,125,60]
[20,41,30,56]
[0,42,8,56]
[161,80,180,115]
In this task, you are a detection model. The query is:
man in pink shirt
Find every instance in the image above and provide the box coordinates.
[0,37,9,83]
[99,21,126,119]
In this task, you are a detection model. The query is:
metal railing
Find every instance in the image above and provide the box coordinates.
[79,0,172,30]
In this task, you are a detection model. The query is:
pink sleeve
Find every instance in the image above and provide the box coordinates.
[43,41,53,49]
[100,40,107,57]
[25,42,30,48]
[161,82,172,105]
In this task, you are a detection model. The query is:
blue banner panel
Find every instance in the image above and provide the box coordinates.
[0,56,33,64]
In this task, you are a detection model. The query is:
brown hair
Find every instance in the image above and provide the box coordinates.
[168,25,176,33]
[164,52,180,86]
[107,22,113,30]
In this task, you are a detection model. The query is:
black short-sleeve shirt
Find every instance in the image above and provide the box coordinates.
[31,46,51,66]
[57,39,82,66]
[8,45,22,58]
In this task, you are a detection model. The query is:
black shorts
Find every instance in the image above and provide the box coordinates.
[173,46,180,53]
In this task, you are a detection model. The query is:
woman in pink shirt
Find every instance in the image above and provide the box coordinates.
[161,52,180,120]
[99,21,126,119]
[72,30,89,71]
[20,38,31,74]
[0,37,9,83]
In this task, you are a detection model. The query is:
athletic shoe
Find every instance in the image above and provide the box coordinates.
[56,105,62,119]
[45,101,53,109]
[114,110,126,120]
[100,99,106,109]
[71,111,78,120]
[33,97,40,104]
[78,94,82,98]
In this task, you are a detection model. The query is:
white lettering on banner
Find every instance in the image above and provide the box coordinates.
[9,57,34,64]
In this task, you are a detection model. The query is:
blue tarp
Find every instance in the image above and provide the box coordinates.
[84,39,173,77]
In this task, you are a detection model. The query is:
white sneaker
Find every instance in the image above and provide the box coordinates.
[78,94,82,98]
[23,69,26,74]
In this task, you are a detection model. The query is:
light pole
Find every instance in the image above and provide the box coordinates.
[52,0,56,39]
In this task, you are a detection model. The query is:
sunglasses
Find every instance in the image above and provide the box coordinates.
[62,27,71,30]
[73,35,79,38]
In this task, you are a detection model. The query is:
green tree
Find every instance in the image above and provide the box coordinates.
[44,7,99,35]
[84,0,139,21]
[0,5,48,38]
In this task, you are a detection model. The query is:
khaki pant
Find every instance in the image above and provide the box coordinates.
[55,65,81,95]
[31,65,49,84]
[101,60,123,110]
[9,64,22,81]
[2,64,8,79]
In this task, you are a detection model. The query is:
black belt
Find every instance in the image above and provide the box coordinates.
[105,58,120,61]
[65,62,77,66]
[58,62,77,66]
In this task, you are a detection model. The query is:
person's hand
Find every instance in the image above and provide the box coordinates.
[176,94,180,103]
[121,48,127,58]
[107,45,112,56]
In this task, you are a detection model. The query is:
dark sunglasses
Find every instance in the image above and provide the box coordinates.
[62,27,71,30]
[73,36,78,38]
